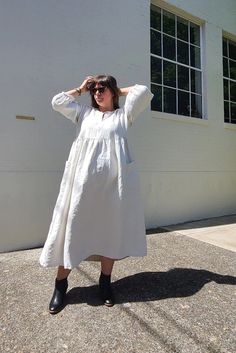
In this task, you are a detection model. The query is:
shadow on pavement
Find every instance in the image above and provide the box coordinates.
[66,268,236,307]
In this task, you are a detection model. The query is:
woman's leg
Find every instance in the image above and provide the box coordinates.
[99,257,115,306]
[101,256,115,275]
[49,266,71,314]
[56,265,71,280]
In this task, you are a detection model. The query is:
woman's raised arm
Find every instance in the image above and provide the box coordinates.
[51,77,94,123]
[122,84,154,125]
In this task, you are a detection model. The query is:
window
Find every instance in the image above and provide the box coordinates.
[150,4,203,118]
[223,37,236,124]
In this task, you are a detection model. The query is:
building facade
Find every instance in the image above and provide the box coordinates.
[0,0,235,251]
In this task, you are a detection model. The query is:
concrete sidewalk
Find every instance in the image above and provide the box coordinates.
[162,214,236,253]
[1,216,236,353]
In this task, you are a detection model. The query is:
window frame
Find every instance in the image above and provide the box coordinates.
[150,1,206,123]
[222,35,236,125]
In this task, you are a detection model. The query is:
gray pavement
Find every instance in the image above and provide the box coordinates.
[1,216,236,353]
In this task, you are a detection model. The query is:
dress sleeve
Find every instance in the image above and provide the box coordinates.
[123,84,154,126]
[51,91,87,124]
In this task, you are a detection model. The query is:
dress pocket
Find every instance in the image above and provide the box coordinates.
[125,160,135,170]
[96,157,109,173]
[123,160,139,194]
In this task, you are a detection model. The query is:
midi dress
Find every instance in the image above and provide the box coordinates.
[39,84,153,269]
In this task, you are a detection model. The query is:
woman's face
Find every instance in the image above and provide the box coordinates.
[92,83,114,111]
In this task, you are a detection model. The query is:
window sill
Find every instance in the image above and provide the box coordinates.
[151,111,209,126]
[224,123,236,131]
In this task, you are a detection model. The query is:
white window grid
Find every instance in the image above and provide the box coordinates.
[150,6,204,118]
[223,37,236,124]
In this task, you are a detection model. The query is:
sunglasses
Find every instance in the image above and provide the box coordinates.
[91,86,107,95]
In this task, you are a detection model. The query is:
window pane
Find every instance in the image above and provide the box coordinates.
[231,103,236,123]
[178,90,190,116]
[178,65,189,91]
[163,34,176,60]
[177,17,188,42]
[229,59,236,80]
[224,117,230,123]
[190,45,201,68]
[190,23,200,46]
[230,81,236,102]
[151,29,161,56]
[191,69,202,94]
[164,87,176,114]
[151,84,162,111]
[229,40,236,60]
[151,56,162,84]
[223,58,229,77]
[163,10,175,36]
[223,38,228,57]
[163,61,176,87]
[191,94,202,118]
[177,40,189,65]
[224,79,229,100]
[224,101,229,121]
[151,5,161,31]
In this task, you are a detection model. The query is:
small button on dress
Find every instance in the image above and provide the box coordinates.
[39,84,154,269]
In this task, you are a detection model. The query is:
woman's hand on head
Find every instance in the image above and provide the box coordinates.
[79,76,94,93]
[118,86,133,96]
[117,88,122,96]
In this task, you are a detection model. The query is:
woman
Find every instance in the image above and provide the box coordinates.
[39,75,153,313]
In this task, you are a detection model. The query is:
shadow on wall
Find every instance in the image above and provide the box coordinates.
[66,268,236,306]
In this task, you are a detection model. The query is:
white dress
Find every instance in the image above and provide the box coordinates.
[39,84,153,269]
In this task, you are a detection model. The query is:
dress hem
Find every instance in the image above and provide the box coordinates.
[39,251,147,269]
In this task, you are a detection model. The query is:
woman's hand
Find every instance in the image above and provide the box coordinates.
[118,86,134,96]
[64,76,95,97]
[79,76,94,93]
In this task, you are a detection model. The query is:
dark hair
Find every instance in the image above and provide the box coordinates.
[87,74,120,110]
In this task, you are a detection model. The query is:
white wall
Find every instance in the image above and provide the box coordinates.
[142,0,236,227]
[0,0,235,252]
[0,0,151,252]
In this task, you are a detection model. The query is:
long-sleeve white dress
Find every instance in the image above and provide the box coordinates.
[39,84,153,269]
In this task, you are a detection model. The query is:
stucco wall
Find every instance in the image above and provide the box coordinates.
[0,0,235,252]
[143,0,236,226]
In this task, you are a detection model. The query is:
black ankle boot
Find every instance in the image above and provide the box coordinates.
[99,272,114,307]
[49,277,68,314]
